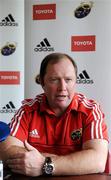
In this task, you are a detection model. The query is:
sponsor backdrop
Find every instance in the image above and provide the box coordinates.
[25,0,111,148]
[0,0,111,148]
[0,0,24,123]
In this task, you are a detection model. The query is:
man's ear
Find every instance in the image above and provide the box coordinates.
[35,74,41,85]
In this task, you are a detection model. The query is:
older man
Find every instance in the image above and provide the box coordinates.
[0,53,108,176]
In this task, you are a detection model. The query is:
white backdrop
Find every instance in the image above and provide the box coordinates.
[0,0,110,148]
[0,0,24,123]
[25,0,111,148]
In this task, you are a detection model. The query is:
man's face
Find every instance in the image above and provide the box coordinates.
[43,58,76,112]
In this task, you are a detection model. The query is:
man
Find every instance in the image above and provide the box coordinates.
[0,53,108,176]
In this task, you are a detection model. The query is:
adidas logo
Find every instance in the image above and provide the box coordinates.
[34,38,54,52]
[29,129,40,138]
[0,101,17,113]
[77,70,94,84]
[0,14,18,26]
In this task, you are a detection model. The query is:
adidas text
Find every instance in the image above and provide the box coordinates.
[0,22,18,26]
[0,109,16,113]
[34,47,54,52]
[77,79,94,84]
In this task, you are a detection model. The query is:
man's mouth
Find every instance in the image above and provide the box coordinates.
[56,95,67,100]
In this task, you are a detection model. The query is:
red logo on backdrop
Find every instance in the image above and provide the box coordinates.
[33,4,56,20]
[0,71,20,85]
[71,35,95,51]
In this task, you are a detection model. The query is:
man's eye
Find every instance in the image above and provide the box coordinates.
[65,79,72,82]
[52,79,57,81]
[50,79,58,82]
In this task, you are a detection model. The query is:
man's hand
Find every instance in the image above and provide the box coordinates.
[6,141,45,176]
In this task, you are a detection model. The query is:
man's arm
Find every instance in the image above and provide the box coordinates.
[0,135,26,162]
[0,135,45,176]
[0,136,108,176]
[50,139,108,175]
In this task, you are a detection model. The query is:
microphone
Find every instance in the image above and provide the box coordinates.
[0,121,10,142]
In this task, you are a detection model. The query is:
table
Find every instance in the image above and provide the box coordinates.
[4,173,111,180]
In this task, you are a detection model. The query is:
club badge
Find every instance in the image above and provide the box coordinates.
[0,42,17,56]
[74,1,93,18]
[71,128,82,141]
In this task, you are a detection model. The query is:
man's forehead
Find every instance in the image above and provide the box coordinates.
[47,58,74,68]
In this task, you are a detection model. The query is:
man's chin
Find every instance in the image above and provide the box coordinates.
[55,101,71,108]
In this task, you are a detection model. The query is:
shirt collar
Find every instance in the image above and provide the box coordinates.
[40,95,55,115]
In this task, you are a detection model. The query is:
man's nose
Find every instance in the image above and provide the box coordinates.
[58,79,67,90]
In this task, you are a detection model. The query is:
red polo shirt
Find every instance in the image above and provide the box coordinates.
[10,93,108,155]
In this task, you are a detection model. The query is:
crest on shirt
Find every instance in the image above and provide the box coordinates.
[71,128,82,141]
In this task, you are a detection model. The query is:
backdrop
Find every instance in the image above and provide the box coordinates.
[25,0,111,148]
[0,0,111,148]
[0,0,24,123]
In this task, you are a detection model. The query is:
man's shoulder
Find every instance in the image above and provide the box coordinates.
[75,93,101,114]
[21,93,45,112]
[76,93,97,104]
